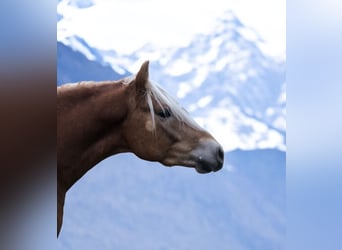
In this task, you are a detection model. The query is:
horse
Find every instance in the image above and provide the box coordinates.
[57,60,224,236]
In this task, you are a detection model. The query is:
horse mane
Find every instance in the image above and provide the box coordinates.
[57,81,116,95]
[57,76,201,132]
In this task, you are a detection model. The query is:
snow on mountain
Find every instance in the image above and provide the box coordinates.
[95,11,286,152]
[59,35,129,76]
[57,10,286,152]
[57,39,130,85]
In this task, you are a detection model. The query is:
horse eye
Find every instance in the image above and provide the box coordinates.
[156,108,172,118]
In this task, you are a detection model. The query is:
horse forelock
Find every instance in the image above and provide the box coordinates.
[143,79,201,131]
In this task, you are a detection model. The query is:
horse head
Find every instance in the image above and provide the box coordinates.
[123,61,224,173]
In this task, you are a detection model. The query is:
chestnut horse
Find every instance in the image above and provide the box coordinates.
[57,61,224,236]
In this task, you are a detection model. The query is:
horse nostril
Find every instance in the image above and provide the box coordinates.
[217,146,224,163]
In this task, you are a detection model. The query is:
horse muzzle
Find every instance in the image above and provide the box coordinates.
[191,139,224,174]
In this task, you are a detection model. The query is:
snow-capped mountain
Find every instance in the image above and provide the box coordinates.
[57,4,286,250]
[59,10,286,152]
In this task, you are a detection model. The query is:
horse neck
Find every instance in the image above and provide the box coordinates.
[57,82,129,191]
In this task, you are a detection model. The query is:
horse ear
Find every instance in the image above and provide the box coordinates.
[135,60,149,92]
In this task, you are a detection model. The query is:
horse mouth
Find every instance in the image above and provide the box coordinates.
[195,165,212,174]
[194,160,223,174]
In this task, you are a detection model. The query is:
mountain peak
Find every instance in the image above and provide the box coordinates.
[218,10,241,24]
[57,9,285,152]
